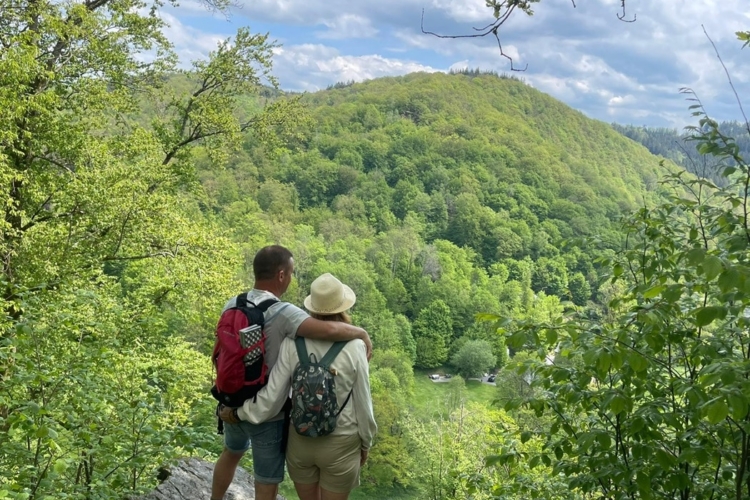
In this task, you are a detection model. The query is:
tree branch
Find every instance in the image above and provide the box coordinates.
[617,0,636,23]
[420,8,527,71]
[422,0,636,66]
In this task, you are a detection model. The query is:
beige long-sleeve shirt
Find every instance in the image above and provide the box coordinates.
[238,337,378,450]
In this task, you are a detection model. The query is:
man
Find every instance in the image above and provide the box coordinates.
[211,245,372,500]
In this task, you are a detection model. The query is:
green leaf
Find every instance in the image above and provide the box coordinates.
[706,399,729,424]
[729,393,749,420]
[642,285,665,299]
[613,264,624,277]
[703,255,723,281]
[695,306,726,327]
[629,352,649,372]
[636,471,653,499]
[718,268,740,293]
[655,449,675,469]
[596,432,612,449]
[687,247,706,265]
[545,329,558,345]
[520,431,532,443]
[610,395,627,415]
[662,284,683,303]
[596,350,612,372]
[53,459,68,474]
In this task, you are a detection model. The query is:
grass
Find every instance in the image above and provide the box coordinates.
[411,368,499,416]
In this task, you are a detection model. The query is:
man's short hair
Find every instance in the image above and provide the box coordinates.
[253,245,293,281]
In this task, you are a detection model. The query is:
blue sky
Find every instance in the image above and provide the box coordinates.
[162,0,750,128]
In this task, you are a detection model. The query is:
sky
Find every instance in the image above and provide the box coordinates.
[162,0,750,128]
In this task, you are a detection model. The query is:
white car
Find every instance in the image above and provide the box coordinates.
[429,374,440,380]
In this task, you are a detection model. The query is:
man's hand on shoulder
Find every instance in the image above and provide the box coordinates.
[218,405,241,424]
[360,330,373,361]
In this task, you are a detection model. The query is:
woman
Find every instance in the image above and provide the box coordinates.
[231,272,377,500]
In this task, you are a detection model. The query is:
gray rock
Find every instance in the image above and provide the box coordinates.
[135,458,285,500]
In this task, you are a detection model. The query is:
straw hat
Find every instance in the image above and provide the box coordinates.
[304,273,356,315]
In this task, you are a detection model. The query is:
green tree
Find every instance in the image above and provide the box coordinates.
[0,0,298,496]
[568,271,591,306]
[406,402,568,500]
[498,104,750,499]
[413,299,453,368]
[531,256,569,297]
[450,340,496,378]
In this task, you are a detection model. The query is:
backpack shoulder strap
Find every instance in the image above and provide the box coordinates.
[236,292,249,309]
[255,298,279,313]
[320,341,348,369]
[335,390,353,417]
[295,337,311,368]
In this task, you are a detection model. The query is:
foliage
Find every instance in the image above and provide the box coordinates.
[0,7,694,493]
[0,0,301,497]
[413,300,453,368]
[496,103,750,498]
[612,122,750,187]
[406,401,572,500]
[450,340,496,378]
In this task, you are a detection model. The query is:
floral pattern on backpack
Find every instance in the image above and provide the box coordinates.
[290,337,352,437]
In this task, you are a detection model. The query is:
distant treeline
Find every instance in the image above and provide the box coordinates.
[612,122,750,185]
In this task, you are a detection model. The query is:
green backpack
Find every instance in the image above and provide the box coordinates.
[290,338,352,437]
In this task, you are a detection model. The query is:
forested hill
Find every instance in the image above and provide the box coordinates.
[195,70,679,378]
[203,71,674,269]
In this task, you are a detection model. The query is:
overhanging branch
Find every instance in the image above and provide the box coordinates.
[421,0,636,68]
[617,0,636,23]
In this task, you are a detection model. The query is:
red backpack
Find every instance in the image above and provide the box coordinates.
[211,293,278,412]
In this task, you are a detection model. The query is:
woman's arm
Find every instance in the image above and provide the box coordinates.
[237,338,294,424]
[352,340,378,450]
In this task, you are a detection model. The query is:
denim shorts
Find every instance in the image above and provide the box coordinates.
[223,419,285,484]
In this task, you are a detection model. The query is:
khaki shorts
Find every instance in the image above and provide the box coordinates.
[286,428,362,493]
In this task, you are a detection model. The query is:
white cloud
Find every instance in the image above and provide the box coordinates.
[158,0,750,126]
[316,14,379,39]
[428,0,492,23]
[608,95,635,107]
[272,44,441,90]
[159,11,227,66]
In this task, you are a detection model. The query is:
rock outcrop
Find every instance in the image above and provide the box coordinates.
[136,458,285,500]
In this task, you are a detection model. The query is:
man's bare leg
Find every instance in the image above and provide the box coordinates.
[211,448,244,500]
[255,481,280,500]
